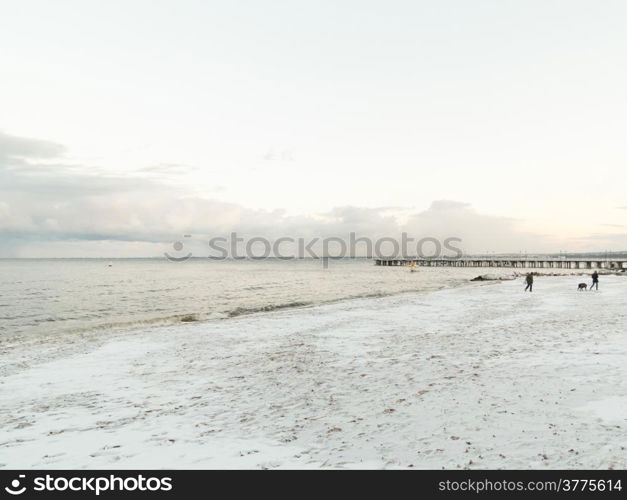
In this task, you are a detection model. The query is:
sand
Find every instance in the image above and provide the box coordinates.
[1,275,626,469]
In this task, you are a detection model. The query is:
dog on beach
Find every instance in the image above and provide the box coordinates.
[577,283,588,291]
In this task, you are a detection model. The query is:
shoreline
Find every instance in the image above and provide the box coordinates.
[3,260,618,354]
[4,267,613,347]
[2,275,626,469]
[0,270,487,368]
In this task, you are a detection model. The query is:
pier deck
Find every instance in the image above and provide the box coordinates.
[374,258,626,270]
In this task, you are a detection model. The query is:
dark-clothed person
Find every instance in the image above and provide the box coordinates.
[525,273,533,292]
[591,271,599,290]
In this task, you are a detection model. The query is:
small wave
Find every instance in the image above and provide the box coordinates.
[45,313,213,336]
[228,301,313,317]
[354,291,389,299]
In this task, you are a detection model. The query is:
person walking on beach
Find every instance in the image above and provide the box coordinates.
[525,272,534,292]
[590,271,599,291]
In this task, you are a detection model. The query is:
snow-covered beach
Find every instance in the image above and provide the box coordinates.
[1,275,626,469]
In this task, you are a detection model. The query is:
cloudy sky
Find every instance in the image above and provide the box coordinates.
[1,0,626,257]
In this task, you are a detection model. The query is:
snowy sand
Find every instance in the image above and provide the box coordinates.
[1,276,626,469]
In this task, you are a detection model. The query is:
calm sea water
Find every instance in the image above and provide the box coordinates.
[0,258,485,342]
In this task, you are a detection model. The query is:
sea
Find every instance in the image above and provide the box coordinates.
[0,258,485,342]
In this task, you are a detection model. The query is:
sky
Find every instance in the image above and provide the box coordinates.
[1,0,627,257]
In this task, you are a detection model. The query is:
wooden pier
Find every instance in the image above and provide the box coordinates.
[374,258,626,270]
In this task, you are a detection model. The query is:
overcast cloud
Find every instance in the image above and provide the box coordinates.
[0,131,556,257]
